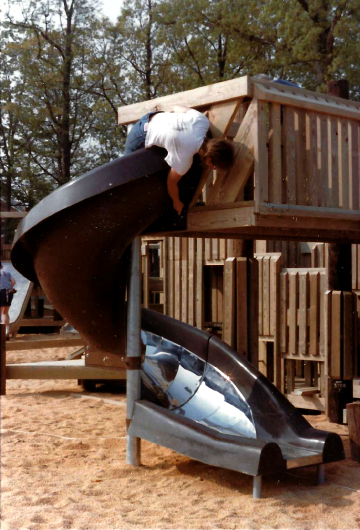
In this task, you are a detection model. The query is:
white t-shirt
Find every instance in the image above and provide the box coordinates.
[145,109,210,176]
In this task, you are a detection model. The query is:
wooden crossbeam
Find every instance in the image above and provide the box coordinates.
[207,99,257,205]
[253,80,360,120]
[117,76,252,125]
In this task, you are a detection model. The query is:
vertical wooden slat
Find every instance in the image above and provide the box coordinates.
[212,238,219,260]
[181,238,188,323]
[163,238,168,315]
[205,238,212,261]
[280,272,288,353]
[349,121,359,210]
[324,290,331,416]
[236,258,248,357]
[319,271,327,357]
[143,242,150,308]
[338,118,350,209]
[309,271,320,356]
[318,114,329,207]
[248,257,259,367]
[269,257,277,336]
[258,256,264,336]
[217,267,223,324]
[289,271,298,355]
[254,99,269,211]
[188,238,195,326]
[298,271,308,356]
[223,257,236,347]
[273,257,282,390]
[331,291,342,379]
[174,237,181,321]
[286,360,296,394]
[343,292,353,380]
[295,109,307,205]
[167,237,175,317]
[268,103,282,203]
[284,107,296,205]
[258,340,267,376]
[306,111,318,207]
[263,256,270,336]
[196,238,204,330]
[219,239,226,260]
[211,268,218,322]
[328,116,339,208]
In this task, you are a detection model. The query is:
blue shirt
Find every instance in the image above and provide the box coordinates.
[0,270,13,290]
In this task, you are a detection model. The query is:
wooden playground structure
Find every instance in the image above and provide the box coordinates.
[2,76,360,422]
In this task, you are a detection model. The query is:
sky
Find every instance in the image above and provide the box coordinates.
[101,0,124,22]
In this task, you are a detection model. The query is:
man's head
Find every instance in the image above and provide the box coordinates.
[201,138,235,171]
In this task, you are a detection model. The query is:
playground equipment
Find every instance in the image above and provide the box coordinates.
[10,75,358,497]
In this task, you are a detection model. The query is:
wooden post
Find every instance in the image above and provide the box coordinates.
[346,402,360,462]
[326,79,353,424]
[126,237,142,466]
[1,324,6,395]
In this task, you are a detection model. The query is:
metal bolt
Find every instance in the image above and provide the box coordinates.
[103,356,108,363]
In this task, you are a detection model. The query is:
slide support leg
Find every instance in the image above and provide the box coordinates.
[126,237,142,466]
[253,475,262,499]
[317,464,325,485]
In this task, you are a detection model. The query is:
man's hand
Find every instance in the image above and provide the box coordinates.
[173,200,184,215]
[167,168,184,215]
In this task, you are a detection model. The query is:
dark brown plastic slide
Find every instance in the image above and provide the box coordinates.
[11,148,344,490]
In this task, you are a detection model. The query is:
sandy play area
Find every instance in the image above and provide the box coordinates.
[1,346,360,530]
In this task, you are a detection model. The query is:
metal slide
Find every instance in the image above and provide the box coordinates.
[11,148,344,491]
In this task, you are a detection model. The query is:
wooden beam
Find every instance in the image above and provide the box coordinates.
[6,359,126,380]
[118,76,252,125]
[187,205,254,232]
[1,324,6,395]
[253,80,360,121]
[207,99,257,205]
[0,211,27,218]
[6,334,84,351]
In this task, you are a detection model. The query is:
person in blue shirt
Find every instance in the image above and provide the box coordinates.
[0,263,16,339]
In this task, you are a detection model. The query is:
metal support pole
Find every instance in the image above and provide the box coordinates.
[126,237,142,466]
[317,464,325,485]
[253,475,262,499]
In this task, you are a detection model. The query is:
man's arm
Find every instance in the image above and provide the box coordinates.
[10,276,16,288]
[167,169,184,215]
[172,105,191,113]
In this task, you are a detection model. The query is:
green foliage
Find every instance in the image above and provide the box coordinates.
[1,0,359,210]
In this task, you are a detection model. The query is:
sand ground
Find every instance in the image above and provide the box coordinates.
[1,346,360,530]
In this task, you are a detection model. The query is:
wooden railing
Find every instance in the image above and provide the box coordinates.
[252,79,360,214]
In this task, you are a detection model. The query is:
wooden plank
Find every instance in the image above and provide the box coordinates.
[223,258,236,347]
[330,291,342,379]
[285,393,325,412]
[257,256,264,336]
[268,103,282,203]
[248,257,259,366]
[263,256,270,336]
[307,111,319,207]
[280,272,288,353]
[309,271,320,356]
[343,291,353,379]
[286,360,296,393]
[269,256,279,337]
[339,118,350,209]
[272,256,282,389]
[187,205,254,232]
[6,335,84,351]
[298,271,308,356]
[0,211,27,218]
[236,258,248,357]
[254,99,269,211]
[188,239,196,326]
[328,116,340,208]
[196,238,204,330]
[174,238,181,321]
[207,99,257,205]
[143,243,150,308]
[318,114,329,207]
[319,271,327,357]
[6,359,126,380]
[181,238,188,324]
[167,237,175,317]
[288,271,298,355]
[212,238,219,260]
[295,109,307,206]
[284,107,296,205]
[118,77,252,124]
[253,80,360,121]
[219,239,226,260]
[258,339,267,376]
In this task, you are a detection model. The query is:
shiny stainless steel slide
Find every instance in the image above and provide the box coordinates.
[11,148,344,494]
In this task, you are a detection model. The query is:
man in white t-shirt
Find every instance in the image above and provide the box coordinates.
[124,106,235,215]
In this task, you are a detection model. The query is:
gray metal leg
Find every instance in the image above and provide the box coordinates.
[253,475,262,499]
[317,464,325,485]
[126,237,142,467]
